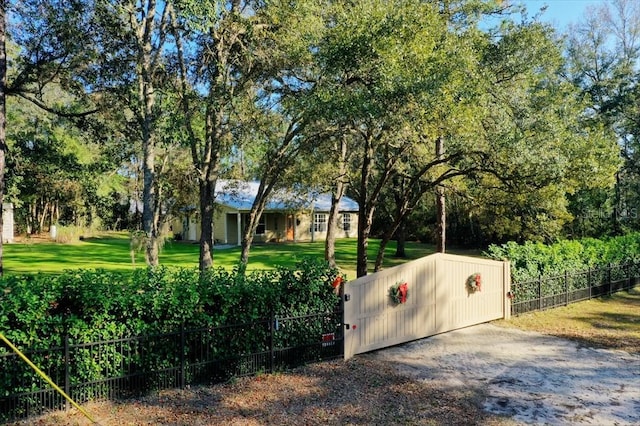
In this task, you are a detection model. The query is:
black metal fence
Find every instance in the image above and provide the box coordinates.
[0,310,344,423]
[511,261,640,316]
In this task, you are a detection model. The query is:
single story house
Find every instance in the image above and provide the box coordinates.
[172,180,359,244]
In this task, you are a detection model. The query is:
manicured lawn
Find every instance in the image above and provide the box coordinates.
[4,233,478,278]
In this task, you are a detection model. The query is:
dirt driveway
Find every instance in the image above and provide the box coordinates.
[372,323,640,425]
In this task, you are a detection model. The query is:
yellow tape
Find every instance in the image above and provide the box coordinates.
[0,332,98,424]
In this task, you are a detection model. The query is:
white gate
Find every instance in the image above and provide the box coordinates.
[343,253,511,359]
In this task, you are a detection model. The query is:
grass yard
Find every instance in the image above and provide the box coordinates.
[4,232,478,278]
[495,286,640,354]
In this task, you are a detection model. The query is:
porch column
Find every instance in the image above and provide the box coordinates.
[236,213,242,246]
[311,209,315,242]
[223,214,228,244]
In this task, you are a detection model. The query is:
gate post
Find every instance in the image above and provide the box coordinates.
[340,281,345,360]
[503,261,511,320]
[343,287,353,360]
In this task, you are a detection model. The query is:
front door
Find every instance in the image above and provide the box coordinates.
[286,215,295,241]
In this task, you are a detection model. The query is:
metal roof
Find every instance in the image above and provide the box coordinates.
[215,180,359,212]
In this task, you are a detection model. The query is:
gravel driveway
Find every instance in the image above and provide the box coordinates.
[372,323,640,425]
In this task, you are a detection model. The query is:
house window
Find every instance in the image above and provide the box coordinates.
[255,214,266,235]
[342,214,351,231]
[313,213,327,233]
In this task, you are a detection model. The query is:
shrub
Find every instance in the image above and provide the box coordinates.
[0,258,343,406]
[485,232,640,282]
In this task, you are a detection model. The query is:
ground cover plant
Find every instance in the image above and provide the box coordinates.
[8,287,638,426]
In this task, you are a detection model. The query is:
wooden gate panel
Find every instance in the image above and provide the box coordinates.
[344,253,510,359]
[435,256,506,333]
[344,255,437,359]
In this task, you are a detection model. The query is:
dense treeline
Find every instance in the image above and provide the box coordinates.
[0,0,638,276]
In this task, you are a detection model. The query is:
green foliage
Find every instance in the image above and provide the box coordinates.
[466,20,621,243]
[1,259,341,343]
[0,259,342,404]
[485,233,640,282]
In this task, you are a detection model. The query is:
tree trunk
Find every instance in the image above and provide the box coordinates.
[325,190,343,268]
[240,203,267,267]
[435,136,445,253]
[171,11,222,271]
[239,182,271,268]
[395,218,407,258]
[356,134,375,278]
[142,132,158,265]
[374,236,390,272]
[139,0,159,266]
[325,137,348,268]
[613,171,622,235]
[373,209,406,272]
[39,202,48,233]
[435,187,446,252]
[240,210,258,267]
[0,3,6,276]
[198,178,216,270]
[356,214,367,277]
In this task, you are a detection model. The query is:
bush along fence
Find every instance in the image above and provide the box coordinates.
[0,310,343,423]
[511,261,640,316]
[0,260,344,423]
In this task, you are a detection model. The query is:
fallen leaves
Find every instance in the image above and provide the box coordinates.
[11,357,513,426]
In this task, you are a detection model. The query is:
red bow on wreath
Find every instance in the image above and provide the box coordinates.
[475,274,481,292]
[398,282,408,303]
[331,276,344,295]
[332,276,343,288]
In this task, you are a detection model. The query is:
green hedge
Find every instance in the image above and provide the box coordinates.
[0,258,342,349]
[0,259,343,409]
[485,232,640,282]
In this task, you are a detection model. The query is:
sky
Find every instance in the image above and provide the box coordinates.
[521,0,610,29]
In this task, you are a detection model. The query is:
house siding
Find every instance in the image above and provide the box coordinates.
[170,181,359,245]
[293,212,358,242]
[214,206,235,244]
[173,209,358,244]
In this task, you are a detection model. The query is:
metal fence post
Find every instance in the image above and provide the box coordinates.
[64,334,70,411]
[588,267,592,299]
[565,270,569,306]
[269,313,275,373]
[608,263,612,295]
[538,275,542,311]
[180,324,185,389]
